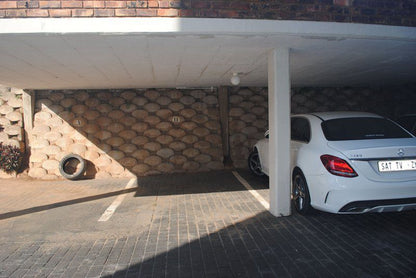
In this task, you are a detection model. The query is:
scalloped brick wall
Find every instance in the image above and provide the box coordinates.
[28,88,224,179]
[3,85,414,180]
[228,87,268,168]
[0,86,24,150]
[0,85,25,178]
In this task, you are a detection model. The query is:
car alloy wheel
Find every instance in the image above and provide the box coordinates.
[248,150,264,176]
[292,171,312,215]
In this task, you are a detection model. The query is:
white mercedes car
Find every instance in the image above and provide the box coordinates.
[248,112,416,214]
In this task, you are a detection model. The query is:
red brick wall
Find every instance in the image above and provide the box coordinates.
[0,0,414,26]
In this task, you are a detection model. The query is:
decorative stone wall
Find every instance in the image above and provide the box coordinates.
[228,87,268,168]
[0,85,25,178]
[0,1,414,27]
[28,89,224,179]
[291,86,416,119]
[5,84,415,179]
[0,86,24,150]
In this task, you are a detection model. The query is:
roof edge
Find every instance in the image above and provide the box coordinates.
[0,18,415,41]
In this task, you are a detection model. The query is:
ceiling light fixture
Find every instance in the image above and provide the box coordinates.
[230,73,240,86]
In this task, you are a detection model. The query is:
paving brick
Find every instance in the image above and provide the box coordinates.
[1,171,416,277]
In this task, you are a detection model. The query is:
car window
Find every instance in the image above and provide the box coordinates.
[397,117,414,130]
[291,117,311,143]
[321,117,412,141]
[397,116,416,136]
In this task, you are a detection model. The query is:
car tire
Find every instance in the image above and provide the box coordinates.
[248,149,264,176]
[292,170,313,215]
[59,154,86,180]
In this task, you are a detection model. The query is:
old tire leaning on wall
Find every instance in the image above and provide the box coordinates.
[59,154,86,180]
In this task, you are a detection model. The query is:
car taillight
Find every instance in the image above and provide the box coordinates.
[320,155,358,178]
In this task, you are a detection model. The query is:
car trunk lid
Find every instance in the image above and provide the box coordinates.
[328,138,416,160]
[327,138,416,182]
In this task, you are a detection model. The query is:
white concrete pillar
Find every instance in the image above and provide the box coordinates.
[22,90,35,132]
[268,48,291,217]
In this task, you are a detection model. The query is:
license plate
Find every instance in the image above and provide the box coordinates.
[378,159,416,172]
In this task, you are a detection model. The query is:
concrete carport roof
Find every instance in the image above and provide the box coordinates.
[1,17,415,216]
[0,18,415,89]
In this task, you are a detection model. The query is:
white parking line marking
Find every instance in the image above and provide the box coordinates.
[232,171,270,210]
[98,177,137,222]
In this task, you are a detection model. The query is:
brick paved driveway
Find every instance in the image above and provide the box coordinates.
[1,171,415,278]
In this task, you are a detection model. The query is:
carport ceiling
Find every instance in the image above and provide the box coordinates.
[0,18,415,90]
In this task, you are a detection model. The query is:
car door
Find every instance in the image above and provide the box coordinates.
[290,117,312,171]
[257,131,270,175]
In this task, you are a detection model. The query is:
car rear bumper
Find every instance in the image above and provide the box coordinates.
[308,175,416,214]
[339,198,416,213]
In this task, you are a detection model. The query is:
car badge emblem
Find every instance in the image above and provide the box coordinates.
[397,149,405,157]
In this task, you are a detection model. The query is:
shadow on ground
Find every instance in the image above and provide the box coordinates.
[1,170,415,277]
[134,170,269,197]
[0,187,137,220]
[0,170,267,221]
[105,209,416,278]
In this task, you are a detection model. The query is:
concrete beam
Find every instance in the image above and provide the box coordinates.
[268,48,291,217]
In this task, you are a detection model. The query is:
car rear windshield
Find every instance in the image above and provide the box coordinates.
[321,117,412,141]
